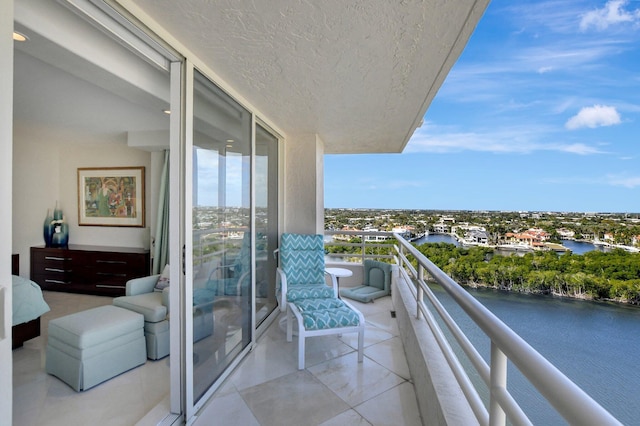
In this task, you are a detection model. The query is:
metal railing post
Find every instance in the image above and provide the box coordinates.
[417,264,424,319]
[489,342,507,426]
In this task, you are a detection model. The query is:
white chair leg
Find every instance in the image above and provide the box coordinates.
[286,307,293,342]
[298,330,305,370]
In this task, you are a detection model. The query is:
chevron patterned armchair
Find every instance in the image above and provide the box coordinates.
[276,233,365,369]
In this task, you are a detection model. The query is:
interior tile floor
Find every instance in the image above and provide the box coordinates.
[13,291,422,426]
[12,291,170,426]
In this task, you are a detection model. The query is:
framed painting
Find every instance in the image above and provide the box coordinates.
[78,167,145,227]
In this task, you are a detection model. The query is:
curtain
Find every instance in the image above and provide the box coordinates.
[153,150,170,274]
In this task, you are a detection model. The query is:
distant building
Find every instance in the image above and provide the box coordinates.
[504,228,549,247]
[556,228,575,239]
[469,230,489,244]
[433,222,449,234]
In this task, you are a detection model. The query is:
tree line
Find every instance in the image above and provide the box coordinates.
[326,238,640,305]
[415,243,640,305]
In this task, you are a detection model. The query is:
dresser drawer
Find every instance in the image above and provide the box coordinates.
[30,245,150,296]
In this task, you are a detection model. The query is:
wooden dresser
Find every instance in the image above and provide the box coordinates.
[30,245,150,296]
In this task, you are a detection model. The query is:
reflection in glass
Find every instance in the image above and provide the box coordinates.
[191,70,252,402]
[255,124,279,326]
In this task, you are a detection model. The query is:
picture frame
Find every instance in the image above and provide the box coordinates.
[78,167,145,227]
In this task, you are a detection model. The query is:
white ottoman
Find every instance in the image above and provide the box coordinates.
[45,305,146,391]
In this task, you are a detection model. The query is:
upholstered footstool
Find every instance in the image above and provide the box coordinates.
[45,305,147,391]
[287,297,365,370]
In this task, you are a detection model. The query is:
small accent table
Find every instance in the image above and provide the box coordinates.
[326,267,353,297]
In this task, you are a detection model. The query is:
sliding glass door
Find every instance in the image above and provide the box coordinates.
[255,124,279,327]
[189,69,252,408]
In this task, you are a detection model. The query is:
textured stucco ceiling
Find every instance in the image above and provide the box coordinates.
[127,0,489,154]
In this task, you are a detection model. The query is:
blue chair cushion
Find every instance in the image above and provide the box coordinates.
[286,284,334,302]
[294,298,344,311]
[340,286,388,303]
[113,292,167,323]
[364,260,392,291]
[292,298,361,330]
[281,234,326,286]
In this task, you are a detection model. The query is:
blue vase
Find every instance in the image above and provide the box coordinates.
[53,201,63,221]
[43,209,53,247]
[51,219,69,248]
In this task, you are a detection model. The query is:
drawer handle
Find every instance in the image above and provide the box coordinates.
[44,268,70,273]
[96,284,126,289]
[44,256,72,261]
[45,279,70,284]
[96,272,127,277]
[96,260,127,264]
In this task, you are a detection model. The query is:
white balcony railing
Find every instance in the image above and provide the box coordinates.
[324,230,622,426]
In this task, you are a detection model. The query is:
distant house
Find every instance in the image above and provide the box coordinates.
[469,230,489,244]
[433,223,449,234]
[504,228,548,247]
[556,228,575,239]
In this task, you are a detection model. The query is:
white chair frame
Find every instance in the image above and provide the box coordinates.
[286,298,365,370]
[277,267,365,370]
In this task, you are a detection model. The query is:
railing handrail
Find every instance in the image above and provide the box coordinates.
[392,232,622,426]
[325,229,398,264]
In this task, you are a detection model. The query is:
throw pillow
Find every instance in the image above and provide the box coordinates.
[155,264,170,292]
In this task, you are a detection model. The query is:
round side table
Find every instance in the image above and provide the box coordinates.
[326,267,353,297]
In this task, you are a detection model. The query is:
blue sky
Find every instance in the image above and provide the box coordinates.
[325,0,640,213]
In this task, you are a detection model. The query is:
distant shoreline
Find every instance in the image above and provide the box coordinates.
[460,280,638,307]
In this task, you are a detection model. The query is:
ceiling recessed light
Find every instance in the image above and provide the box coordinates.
[13,32,28,42]
[226,139,234,143]
[163,109,171,115]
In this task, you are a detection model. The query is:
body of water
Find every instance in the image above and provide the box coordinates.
[415,233,461,246]
[416,233,604,255]
[429,286,640,424]
[561,239,608,254]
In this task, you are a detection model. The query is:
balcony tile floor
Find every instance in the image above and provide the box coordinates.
[195,296,422,426]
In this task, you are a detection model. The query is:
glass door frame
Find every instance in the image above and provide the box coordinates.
[183,63,256,419]
[168,59,185,419]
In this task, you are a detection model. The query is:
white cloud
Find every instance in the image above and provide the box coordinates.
[580,0,640,31]
[565,105,621,129]
[606,174,640,188]
[557,143,605,155]
[406,123,606,155]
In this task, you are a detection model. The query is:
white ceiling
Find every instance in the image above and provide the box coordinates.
[13,0,489,154]
[13,0,170,144]
[126,0,489,154]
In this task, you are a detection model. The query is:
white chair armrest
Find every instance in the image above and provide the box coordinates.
[324,270,339,298]
[126,274,160,296]
[276,267,287,312]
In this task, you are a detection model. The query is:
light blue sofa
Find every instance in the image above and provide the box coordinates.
[113,274,214,360]
[339,259,392,303]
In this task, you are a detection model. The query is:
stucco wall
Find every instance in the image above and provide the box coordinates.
[12,127,152,277]
[284,133,325,234]
[392,275,478,425]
